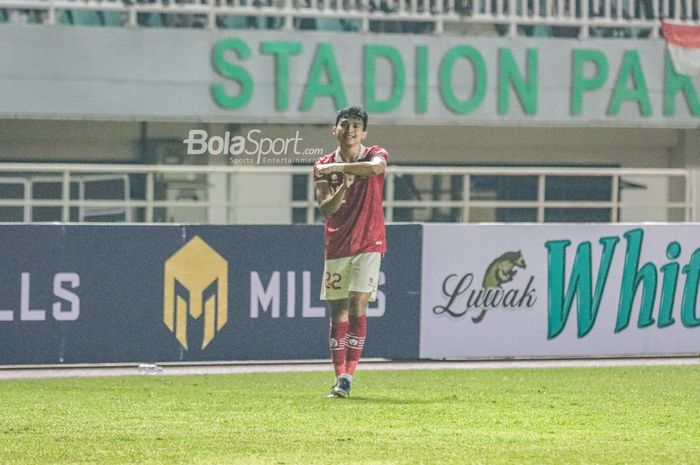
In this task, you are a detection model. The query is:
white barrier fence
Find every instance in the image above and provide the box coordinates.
[0,0,698,36]
[0,163,694,224]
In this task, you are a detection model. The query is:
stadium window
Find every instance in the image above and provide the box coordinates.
[291,173,310,224]
[543,175,613,223]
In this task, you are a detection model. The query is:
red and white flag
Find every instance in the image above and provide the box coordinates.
[662,21,700,78]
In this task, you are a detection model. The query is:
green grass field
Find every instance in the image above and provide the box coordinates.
[1,365,699,465]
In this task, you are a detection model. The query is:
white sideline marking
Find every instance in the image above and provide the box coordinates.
[0,357,697,380]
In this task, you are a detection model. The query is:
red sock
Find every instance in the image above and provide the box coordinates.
[329,320,349,377]
[344,314,367,376]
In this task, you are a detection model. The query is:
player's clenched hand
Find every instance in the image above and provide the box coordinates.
[315,163,343,176]
[344,174,355,188]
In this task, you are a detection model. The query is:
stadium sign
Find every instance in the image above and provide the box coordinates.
[211,37,700,123]
[0,26,699,125]
[420,224,700,359]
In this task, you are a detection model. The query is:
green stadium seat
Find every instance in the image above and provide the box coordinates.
[147,12,165,27]
[218,15,250,28]
[316,18,346,31]
[4,10,41,24]
[70,10,103,26]
[57,10,71,24]
[25,10,41,24]
[219,16,283,29]
[58,10,111,26]
[531,25,552,37]
[102,12,124,26]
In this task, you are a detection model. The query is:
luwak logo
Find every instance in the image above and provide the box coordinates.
[163,236,228,350]
[432,250,537,322]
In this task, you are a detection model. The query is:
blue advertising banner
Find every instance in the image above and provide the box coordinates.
[0,224,421,365]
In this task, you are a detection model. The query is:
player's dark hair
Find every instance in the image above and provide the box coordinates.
[335,106,368,130]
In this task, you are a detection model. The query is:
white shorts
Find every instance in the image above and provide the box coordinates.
[320,252,382,302]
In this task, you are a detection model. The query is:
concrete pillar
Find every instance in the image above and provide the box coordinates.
[680,128,700,221]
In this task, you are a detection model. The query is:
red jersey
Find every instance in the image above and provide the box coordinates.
[313,145,388,260]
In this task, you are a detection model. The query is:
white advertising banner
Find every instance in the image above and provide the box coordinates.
[420,224,700,358]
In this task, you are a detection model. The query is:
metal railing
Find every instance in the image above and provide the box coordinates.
[0,0,698,37]
[0,163,694,224]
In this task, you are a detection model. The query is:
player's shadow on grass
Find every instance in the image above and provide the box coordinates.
[345,396,446,405]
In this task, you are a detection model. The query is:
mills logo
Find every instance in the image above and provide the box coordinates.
[163,236,228,350]
[432,250,537,322]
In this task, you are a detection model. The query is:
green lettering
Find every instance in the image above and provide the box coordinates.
[546,236,619,339]
[498,48,538,115]
[664,53,700,116]
[211,39,254,110]
[439,46,486,114]
[658,242,681,328]
[416,45,428,114]
[571,50,608,116]
[261,41,302,111]
[363,45,405,113]
[680,249,700,327]
[608,51,652,116]
[301,43,347,111]
[616,229,657,332]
